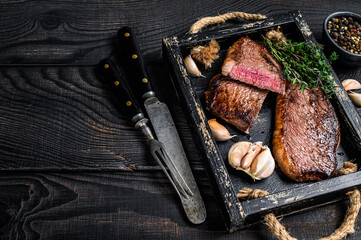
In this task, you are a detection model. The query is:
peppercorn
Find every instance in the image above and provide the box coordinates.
[331,32,339,38]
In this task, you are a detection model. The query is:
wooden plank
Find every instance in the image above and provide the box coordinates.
[0,171,360,239]
[0,171,214,239]
[0,66,203,171]
[0,0,361,238]
[1,1,361,64]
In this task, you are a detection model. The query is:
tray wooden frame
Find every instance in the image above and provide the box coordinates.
[163,11,361,232]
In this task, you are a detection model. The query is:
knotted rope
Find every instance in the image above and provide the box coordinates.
[190,39,220,69]
[238,188,296,240]
[188,12,285,68]
[320,161,360,240]
[337,161,358,176]
[189,12,266,34]
[266,28,287,42]
[238,162,360,240]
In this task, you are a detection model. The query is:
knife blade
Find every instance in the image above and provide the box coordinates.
[118,26,206,224]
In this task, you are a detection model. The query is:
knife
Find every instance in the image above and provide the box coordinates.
[117,26,206,224]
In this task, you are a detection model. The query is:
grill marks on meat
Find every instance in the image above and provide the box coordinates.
[273,82,340,182]
[222,37,285,94]
[205,74,268,134]
[204,37,282,133]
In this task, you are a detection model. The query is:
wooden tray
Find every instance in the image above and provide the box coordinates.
[163,10,361,232]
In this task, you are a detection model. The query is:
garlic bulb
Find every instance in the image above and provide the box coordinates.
[208,119,237,141]
[342,79,361,91]
[184,55,204,77]
[228,141,275,180]
[348,92,361,107]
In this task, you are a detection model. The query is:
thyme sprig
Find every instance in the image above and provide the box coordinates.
[263,37,338,97]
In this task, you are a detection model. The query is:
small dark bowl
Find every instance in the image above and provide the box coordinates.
[323,11,361,66]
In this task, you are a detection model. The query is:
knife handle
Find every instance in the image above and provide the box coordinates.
[98,58,144,124]
[118,26,154,99]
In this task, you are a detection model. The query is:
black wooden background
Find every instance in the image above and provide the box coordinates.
[1,0,361,239]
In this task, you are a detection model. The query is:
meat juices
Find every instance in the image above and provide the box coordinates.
[222,36,285,94]
[204,74,268,134]
[273,82,340,182]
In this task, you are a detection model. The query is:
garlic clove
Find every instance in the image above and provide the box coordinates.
[249,147,275,180]
[228,141,252,168]
[348,92,361,107]
[208,119,237,141]
[256,159,275,180]
[249,147,268,174]
[184,55,205,77]
[342,79,361,91]
[239,142,262,170]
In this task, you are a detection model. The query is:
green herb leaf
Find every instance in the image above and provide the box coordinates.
[262,37,338,97]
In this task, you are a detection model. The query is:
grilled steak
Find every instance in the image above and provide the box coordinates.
[204,74,268,134]
[222,37,285,94]
[273,82,340,182]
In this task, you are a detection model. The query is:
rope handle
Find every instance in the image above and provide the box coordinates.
[187,12,285,69]
[237,162,360,240]
[189,12,266,34]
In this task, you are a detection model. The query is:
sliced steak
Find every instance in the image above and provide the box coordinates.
[222,37,285,94]
[204,74,268,134]
[273,82,340,182]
